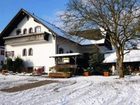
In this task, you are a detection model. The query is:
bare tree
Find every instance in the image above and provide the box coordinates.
[61,0,140,78]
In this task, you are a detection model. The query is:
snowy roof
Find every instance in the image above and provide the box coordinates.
[103,50,140,63]
[79,38,105,45]
[50,53,81,58]
[125,39,140,49]
[31,11,105,45]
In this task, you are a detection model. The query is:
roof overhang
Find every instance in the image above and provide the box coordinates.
[50,53,81,58]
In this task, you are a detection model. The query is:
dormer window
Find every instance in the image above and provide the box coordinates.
[35,26,41,33]
[29,27,33,33]
[23,28,27,34]
[16,29,21,35]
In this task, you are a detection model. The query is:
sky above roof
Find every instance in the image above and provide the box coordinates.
[0,0,69,32]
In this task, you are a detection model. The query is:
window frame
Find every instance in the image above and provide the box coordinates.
[29,27,33,33]
[23,28,27,34]
[28,48,33,56]
[35,26,41,33]
[16,29,21,35]
[22,49,27,56]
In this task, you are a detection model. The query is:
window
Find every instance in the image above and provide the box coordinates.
[69,50,73,53]
[1,61,3,65]
[29,28,33,33]
[28,48,33,56]
[44,32,50,41]
[16,29,21,35]
[5,51,14,57]
[59,48,64,54]
[22,49,27,56]
[11,51,14,57]
[35,26,41,33]
[23,28,27,34]
[0,50,4,55]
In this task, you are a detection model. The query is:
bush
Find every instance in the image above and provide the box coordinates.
[14,57,24,73]
[7,58,14,72]
[2,64,7,70]
[5,57,24,73]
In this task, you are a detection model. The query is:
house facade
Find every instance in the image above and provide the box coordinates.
[0,9,110,73]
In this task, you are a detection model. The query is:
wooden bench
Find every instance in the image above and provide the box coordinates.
[48,72,72,78]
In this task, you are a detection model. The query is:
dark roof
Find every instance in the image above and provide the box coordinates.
[69,29,103,40]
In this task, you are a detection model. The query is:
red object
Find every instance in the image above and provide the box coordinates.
[83,72,89,76]
[104,72,109,76]
[36,67,44,75]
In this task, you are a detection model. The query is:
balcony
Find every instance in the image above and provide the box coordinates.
[4,32,50,45]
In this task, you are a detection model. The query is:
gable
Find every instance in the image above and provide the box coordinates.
[9,15,51,36]
[0,9,54,38]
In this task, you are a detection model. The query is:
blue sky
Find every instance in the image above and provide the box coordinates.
[0,0,69,32]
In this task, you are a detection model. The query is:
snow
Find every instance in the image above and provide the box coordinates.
[80,38,105,45]
[0,74,46,90]
[0,74,140,105]
[104,50,140,63]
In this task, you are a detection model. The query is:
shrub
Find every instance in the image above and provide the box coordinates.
[2,64,7,70]
[6,58,14,72]
[14,57,24,73]
[5,57,24,73]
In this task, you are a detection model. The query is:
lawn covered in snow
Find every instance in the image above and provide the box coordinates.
[0,74,140,105]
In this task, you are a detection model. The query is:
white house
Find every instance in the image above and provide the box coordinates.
[0,9,110,73]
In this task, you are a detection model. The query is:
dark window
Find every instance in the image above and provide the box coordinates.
[0,50,4,55]
[1,61,3,65]
[35,26,41,33]
[23,49,27,56]
[29,28,33,33]
[28,48,33,56]
[11,51,14,57]
[59,48,64,54]
[23,28,27,34]
[16,29,21,35]
[5,51,14,57]
[44,32,50,41]
[70,50,73,53]
[5,51,8,57]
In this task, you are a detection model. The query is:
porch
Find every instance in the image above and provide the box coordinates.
[49,53,81,78]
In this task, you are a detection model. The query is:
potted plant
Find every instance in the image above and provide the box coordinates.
[83,68,90,76]
[103,69,110,76]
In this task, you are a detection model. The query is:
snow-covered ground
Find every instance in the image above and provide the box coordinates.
[0,74,140,105]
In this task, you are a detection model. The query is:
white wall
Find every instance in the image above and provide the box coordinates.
[5,16,57,73]
[5,41,56,72]
[10,16,52,36]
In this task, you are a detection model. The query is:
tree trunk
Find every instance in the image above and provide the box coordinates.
[116,51,124,78]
